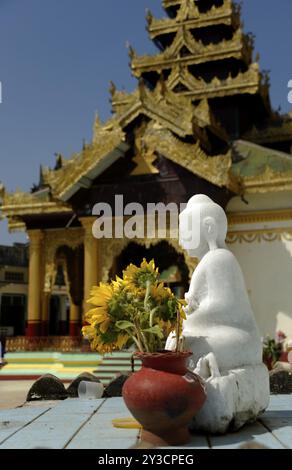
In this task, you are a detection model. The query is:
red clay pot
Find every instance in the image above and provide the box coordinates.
[122,351,206,446]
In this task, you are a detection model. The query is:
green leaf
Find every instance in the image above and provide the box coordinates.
[115,320,135,330]
[143,325,164,339]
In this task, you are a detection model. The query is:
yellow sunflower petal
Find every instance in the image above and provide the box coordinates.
[100,318,111,334]
[116,334,129,349]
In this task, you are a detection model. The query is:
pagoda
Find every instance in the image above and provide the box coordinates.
[2,0,292,346]
[130,0,270,138]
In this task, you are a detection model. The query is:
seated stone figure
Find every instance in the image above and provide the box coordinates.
[166,195,270,434]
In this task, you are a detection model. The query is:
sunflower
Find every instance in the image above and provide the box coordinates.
[82,259,187,354]
[151,282,173,301]
[94,333,129,354]
[85,282,114,335]
[123,259,159,291]
[88,282,114,306]
[157,319,174,337]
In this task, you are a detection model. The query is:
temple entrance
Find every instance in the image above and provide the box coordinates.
[48,295,70,336]
[0,294,26,337]
[112,241,189,297]
[47,245,84,337]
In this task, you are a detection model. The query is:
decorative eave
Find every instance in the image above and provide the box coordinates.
[242,114,292,144]
[110,82,228,142]
[148,0,239,40]
[110,80,195,138]
[231,140,292,193]
[42,122,129,202]
[166,62,267,101]
[7,218,27,233]
[131,28,252,77]
[0,187,72,224]
[142,122,239,192]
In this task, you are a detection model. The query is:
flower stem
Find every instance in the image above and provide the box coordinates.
[149,307,158,328]
[175,308,181,353]
[144,280,151,311]
[134,320,146,353]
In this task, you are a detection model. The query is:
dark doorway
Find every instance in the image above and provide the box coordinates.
[48,295,69,336]
[113,241,189,297]
[0,294,26,336]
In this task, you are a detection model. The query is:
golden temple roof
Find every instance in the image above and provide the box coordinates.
[231,140,292,193]
[242,113,292,144]
[131,27,252,77]
[164,62,267,101]
[148,0,240,40]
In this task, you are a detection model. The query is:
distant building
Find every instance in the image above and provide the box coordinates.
[0,243,28,337]
[0,243,69,339]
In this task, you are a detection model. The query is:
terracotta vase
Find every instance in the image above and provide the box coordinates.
[122,351,206,446]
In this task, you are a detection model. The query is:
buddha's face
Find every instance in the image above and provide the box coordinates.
[179,205,209,259]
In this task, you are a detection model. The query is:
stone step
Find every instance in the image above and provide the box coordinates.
[0,351,140,386]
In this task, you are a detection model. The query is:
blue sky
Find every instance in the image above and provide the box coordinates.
[0,0,292,245]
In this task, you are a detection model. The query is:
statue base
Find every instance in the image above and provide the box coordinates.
[191,364,270,435]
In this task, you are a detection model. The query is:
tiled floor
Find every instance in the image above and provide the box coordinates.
[0,381,34,410]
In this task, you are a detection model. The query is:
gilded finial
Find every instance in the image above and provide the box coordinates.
[127,44,136,60]
[145,9,153,27]
[109,81,116,97]
[94,111,102,128]
[39,165,45,185]
[54,153,64,170]
[0,182,5,202]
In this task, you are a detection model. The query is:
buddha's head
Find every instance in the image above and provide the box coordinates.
[179,194,228,259]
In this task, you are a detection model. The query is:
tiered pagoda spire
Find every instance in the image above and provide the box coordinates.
[123,0,270,138]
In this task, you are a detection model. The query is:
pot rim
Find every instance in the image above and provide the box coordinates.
[134,350,192,360]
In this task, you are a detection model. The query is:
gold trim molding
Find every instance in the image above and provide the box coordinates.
[228,209,292,226]
[227,228,292,244]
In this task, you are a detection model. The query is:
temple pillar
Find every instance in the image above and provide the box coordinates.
[69,303,80,337]
[80,217,100,315]
[41,293,50,336]
[27,230,44,337]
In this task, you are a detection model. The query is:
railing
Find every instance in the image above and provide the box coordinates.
[6,336,83,353]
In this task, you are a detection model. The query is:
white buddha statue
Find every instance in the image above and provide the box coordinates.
[166,195,270,434]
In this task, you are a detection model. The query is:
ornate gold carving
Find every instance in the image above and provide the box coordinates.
[141,122,238,191]
[131,28,252,77]
[228,209,292,226]
[130,124,159,176]
[176,0,200,22]
[43,228,83,294]
[241,166,292,193]
[166,63,262,100]
[42,120,126,200]
[227,228,292,244]
[7,218,26,233]
[111,80,195,138]
[151,0,238,39]
[1,190,71,217]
